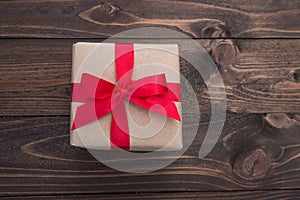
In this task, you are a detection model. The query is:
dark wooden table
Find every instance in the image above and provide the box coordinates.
[0,0,300,199]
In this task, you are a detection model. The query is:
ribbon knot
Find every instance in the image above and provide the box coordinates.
[114,85,130,100]
[71,43,181,150]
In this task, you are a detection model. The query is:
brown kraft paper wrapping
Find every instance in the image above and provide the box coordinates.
[70,42,182,151]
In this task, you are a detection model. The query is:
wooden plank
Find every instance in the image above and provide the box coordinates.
[3,190,300,200]
[0,39,300,115]
[213,39,300,113]
[0,113,299,196]
[0,0,299,38]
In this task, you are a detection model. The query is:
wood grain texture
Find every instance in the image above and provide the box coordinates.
[213,39,300,113]
[3,190,300,200]
[0,112,299,196]
[0,39,299,115]
[0,0,299,198]
[0,0,299,38]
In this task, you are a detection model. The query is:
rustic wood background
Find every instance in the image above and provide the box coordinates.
[0,0,300,199]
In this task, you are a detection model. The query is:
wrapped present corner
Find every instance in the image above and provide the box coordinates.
[70,42,182,151]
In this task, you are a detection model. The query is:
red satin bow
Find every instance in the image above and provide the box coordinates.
[71,43,181,150]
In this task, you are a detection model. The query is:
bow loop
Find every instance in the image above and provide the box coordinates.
[128,74,168,97]
[72,73,115,102]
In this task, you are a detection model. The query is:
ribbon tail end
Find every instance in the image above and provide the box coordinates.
[71,123,77,131]
[172,111,181,122]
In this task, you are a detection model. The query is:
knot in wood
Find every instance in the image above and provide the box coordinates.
[213,41,236,66]
[265,113,291,129]
[102,3,119,15]
[201,24,229,38]
[233,149,270,181]
[293,69,300,82]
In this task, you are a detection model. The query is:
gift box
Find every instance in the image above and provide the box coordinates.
[70,42,182,151]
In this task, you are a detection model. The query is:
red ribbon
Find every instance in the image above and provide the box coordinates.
[71,43,181,150]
